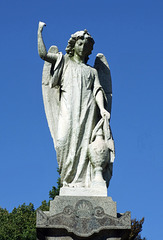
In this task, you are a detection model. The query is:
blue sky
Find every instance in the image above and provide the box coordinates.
[0,1,163,239]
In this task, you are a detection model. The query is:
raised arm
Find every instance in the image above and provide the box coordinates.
[37,21,58,64]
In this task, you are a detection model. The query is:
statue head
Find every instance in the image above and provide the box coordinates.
[66,29,95,63]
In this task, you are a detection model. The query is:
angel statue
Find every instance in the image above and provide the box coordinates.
[37,21,115,196]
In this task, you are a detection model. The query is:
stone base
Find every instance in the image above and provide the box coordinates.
[50,196,117,217]
[36,196,131,240]
[60,186,107,197]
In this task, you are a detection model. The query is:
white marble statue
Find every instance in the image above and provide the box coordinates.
[38,22,115,194]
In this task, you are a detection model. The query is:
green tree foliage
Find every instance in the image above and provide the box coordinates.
[129,217,146,240]
[38,200,49,211]
[49,179,62,200]
[49,168,62,200]
[0,203,36,240]
[0,176,146,240]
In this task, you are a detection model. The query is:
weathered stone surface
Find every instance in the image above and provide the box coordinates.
[37,22,130,240]
[36,196,131,240]
[59,186,107,197]
[40,235,125,240]
[50,196,116,217]
[38,22,115,192]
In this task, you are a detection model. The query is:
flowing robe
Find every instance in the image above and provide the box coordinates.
[42,51,115,188]
[50,55,102,187]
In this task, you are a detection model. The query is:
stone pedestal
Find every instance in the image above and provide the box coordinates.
[36,196,131,240]
[59,186,107,197]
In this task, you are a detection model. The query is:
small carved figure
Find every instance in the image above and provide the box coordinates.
[37,22,115,190]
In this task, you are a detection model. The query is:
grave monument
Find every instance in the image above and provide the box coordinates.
[36,21,131,240]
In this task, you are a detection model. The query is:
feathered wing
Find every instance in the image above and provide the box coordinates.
[94,53,115,186]
[42,46,63,148]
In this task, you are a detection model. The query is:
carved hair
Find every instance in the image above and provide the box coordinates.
[65,29,95,63]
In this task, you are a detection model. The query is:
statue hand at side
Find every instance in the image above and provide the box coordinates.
[100,108,110,120]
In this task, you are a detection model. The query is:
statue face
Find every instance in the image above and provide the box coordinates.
[74,38,91,59]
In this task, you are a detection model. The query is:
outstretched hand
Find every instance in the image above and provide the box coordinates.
[100,108,110,120]
[38,21,46,32]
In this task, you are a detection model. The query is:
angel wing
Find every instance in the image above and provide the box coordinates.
[94,53,115,186]
[42,45,63,148]
[94,53,112,114]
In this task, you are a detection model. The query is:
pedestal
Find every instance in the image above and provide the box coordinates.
[36,196,131,240]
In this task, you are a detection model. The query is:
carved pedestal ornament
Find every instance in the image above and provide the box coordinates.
[37,199,131,239]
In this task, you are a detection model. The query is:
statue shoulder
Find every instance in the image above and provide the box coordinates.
[86,64,98,77]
